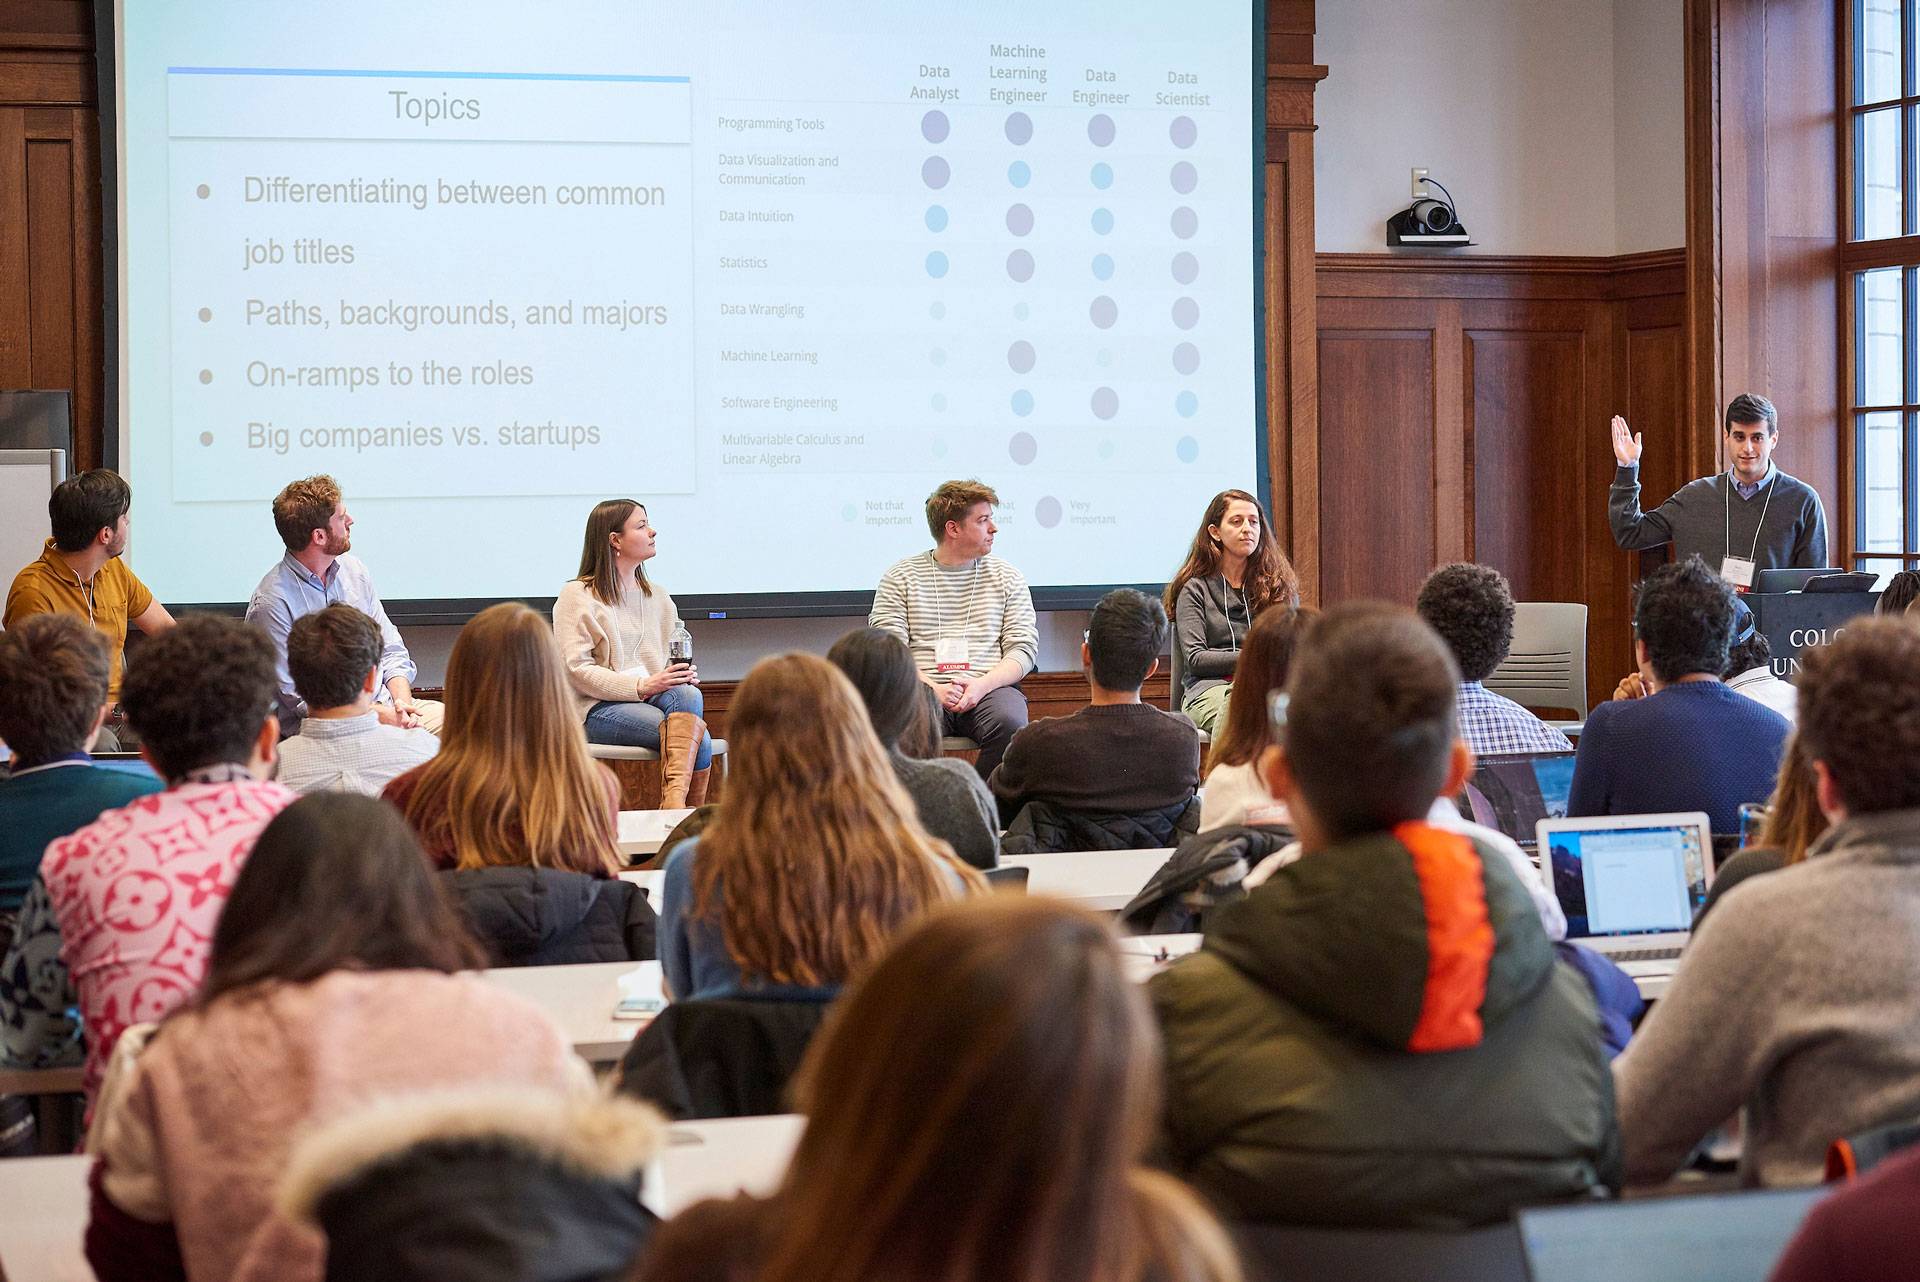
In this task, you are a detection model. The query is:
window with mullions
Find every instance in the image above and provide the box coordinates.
[1849,0,1920,571]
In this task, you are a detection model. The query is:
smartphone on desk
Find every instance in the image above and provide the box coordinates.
[613,994,665,1020]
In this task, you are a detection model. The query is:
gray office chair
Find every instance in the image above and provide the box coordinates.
[1484,602,1587,735]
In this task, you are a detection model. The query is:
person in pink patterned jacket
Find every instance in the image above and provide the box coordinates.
[0,615,294,1109]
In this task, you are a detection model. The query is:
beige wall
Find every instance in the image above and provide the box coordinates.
[1314,0,1684,256]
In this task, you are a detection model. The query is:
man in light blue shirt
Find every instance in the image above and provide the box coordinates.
[244,474,444,734]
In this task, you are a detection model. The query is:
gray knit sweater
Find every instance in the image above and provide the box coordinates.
[1613,808,1920,1186]
[890,751,999,870]
[1609,464,1828,570]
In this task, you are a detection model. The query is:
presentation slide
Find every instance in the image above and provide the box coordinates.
[112,1,1262,607]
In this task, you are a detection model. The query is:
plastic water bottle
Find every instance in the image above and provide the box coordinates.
[668,624,693,666]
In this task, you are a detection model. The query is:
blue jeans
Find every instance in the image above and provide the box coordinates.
[586,686,713,769]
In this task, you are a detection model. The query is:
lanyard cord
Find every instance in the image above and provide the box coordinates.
[1725,471,1777,565]
[1215,575,1249,650]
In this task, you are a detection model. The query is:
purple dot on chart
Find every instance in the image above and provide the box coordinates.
[1091,208,1114,235]
[1170,116,1198,149]
[1170,161,1198,195]
[1176,391,1199,418]
[1007,340,1036,374]
[1005,203,1035,236]
[1006,250,1035,282]
[1089,296,1118,329]
[1005,112,1033,145]
[1036,496,1063,528]
[1088,114,1116,146]
[922,156,950,189]
[1173,343,1200,375]
[1091,387,1119,420]
[1177,436,1200,463]
[921,110,950,143]
[1171,206,1198,239]
[925,251,949,279]
[1011,389,1035,416]
[1172,252,1199,285]
[1009,432,1038,465]
[1172,297,1200,329]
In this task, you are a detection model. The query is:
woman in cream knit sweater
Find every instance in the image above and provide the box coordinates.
[553,500,713,806]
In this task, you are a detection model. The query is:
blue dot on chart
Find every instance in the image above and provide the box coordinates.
[1013,302,1031,321]
[1177,436,1200,463]
[1091,253,1114,281]
[925,251,949,278]
[1008,160,1032,188]
[1036,496,1063,528]
[921,110,950,143]
[932,393,948,412]
[1011,389,1035,416]
[1176,391,1199,418]
[922,156,951,189]
[930,301,946,320]
[1096,348,1113,367]
[1091,162,1114,190]
[1009,432,1038,465]
[1091,207,1114,235]
[925,205,949,232]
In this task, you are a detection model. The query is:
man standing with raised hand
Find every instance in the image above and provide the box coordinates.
[1608,393,1828,588]
[245,474,444,735]
[871,479,1038,779]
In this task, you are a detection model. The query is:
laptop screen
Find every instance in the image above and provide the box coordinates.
[1541,820,1708,939]
[1517,1186,1825,1282]
[1461,752,1576,845]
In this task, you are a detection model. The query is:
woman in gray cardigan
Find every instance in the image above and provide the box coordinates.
[1164,489,1298,733]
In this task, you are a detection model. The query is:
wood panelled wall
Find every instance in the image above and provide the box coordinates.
[1315,250,1689,702]
[0,2,101,471]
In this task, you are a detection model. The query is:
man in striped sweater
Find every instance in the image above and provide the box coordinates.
[870,480,1038,778]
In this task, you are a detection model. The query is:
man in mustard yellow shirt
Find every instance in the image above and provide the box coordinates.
[4,470,174,748]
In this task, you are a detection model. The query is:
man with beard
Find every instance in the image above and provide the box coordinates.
[246,474,443,734]
[4,470,176,749]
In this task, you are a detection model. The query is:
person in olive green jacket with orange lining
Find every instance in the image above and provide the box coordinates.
[1149,603,1620,1228]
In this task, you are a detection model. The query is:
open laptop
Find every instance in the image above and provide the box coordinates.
[1535,812,1712,976]
[1461,752,1576,853]
[1517,1185,1825,1282]
[1751,565,1838,593]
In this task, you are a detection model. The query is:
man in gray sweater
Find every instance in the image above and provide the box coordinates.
[1614,617,1920,1186]
[1609,393,1828,582]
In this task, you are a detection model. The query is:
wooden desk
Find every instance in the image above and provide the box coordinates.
[642,1114,805,1218]
[618,808,695,860]
[0,1067,82,1097]
[478,961,659,1064]
[0,1154,92,1281]
[1001,848,1172,911]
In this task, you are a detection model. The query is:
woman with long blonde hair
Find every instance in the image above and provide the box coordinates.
[635,897,1241,1282]
[383,604,653,964]
[1164,489,1298,734]
[655,652,983,999]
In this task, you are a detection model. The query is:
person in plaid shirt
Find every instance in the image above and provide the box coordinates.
[1416,564,1574,757]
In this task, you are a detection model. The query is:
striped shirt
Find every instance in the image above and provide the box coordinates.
[870,551,1039,681]
[276,710,440,797]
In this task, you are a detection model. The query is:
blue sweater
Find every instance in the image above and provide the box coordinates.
[0,762,164,913]
[1566,681,1790,834]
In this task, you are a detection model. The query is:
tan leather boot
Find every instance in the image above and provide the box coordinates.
[657,711,706,808]
[684,766,712,808]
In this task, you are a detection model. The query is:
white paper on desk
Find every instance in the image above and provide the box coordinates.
[618,962,665,1004]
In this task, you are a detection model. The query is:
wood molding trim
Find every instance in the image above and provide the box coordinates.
[417,669,1175,743]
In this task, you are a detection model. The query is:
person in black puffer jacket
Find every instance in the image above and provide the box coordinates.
[446,866,655,966]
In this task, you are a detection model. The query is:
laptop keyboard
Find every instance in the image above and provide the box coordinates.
[1608,946,1683,963]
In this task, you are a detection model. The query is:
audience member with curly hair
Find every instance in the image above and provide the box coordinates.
[1416,563,1573,756]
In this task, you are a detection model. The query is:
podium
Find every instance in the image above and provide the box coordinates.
[1745,591,1881,676]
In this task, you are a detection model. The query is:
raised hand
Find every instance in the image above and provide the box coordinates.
[1610,415,1643,468]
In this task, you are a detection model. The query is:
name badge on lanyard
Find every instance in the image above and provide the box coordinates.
[934,635,970,674]
[1719,556,1756,591]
